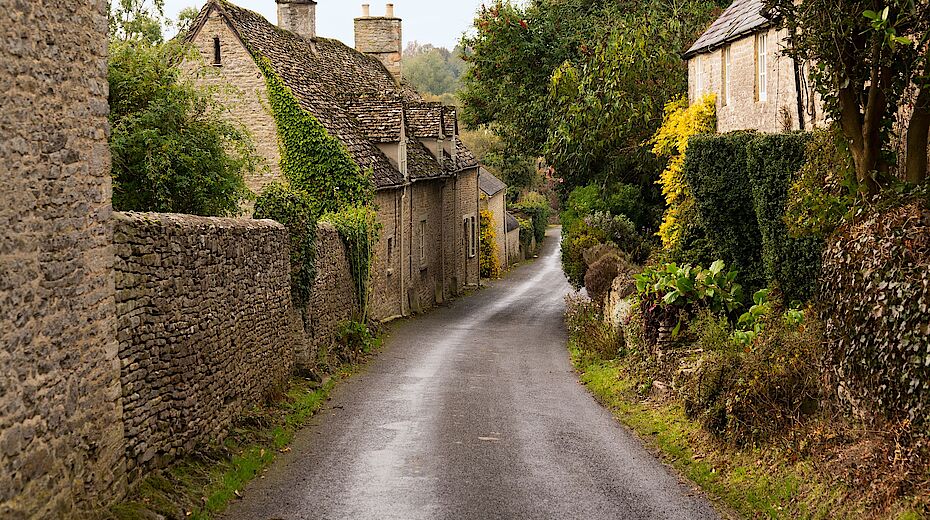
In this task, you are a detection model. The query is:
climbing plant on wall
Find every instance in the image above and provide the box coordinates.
[320,206,382,320]
[479,209,501,279]
[252,56,376,307]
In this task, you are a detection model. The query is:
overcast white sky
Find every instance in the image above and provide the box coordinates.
[164,0,490,49]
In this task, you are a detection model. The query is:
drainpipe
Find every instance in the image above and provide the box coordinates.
[440,179,446,300]
[398,188,406,316]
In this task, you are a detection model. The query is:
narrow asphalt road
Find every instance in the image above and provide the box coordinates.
[223,227,721,520]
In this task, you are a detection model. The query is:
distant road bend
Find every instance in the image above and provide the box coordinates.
[223,227,721,520]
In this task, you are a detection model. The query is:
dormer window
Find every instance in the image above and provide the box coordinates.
[213,37,222,66]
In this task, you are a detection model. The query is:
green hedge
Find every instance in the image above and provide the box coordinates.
[683,132,765,294]
[746,133,822,302]
[683,132,822,301]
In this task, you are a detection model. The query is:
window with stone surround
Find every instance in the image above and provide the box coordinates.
[213,37,222,66]
[418,219,427,268]
[756,32,768,102]
[722,45,731,106]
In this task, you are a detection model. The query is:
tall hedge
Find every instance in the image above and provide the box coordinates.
[746,133,822,302]
[683,132,765,293]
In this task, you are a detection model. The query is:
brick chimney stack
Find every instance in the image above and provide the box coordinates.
[277,0,317,39]
[354,3,403,80]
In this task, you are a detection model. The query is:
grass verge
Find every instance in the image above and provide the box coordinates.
[568,340,927,520]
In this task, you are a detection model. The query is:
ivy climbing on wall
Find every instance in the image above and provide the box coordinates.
[252,56,377,308]
[320,206,382,320]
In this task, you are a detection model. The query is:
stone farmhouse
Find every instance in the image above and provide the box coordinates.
[684,0,825,132]
[185,0,483,320]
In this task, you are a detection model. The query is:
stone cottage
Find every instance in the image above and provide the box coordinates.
[184,0,481,320]
[478,168,510,268]
[683,0,824,132]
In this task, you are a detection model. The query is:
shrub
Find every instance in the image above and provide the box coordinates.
[784,127,857,238]
[584,211,649,263]
[820,199,930,429]
[561,182,651,233]
[683,132,765,293]
[108,41,256,215]
[513,191,551,245]
[583,243,625,306]
[479,209,501,278]
[633,260,743,346]
[686,310,825,444]
[652,94,717,250]
[746,132,823,302]
[561,228,603,288]
[565,293,624,361]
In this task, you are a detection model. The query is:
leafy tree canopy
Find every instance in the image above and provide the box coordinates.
[765,0,930,192]
[460,0,725,197]
[108,3,258,216]
[402,42,467,97]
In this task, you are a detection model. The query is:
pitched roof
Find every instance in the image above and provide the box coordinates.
[505,212,520,233]
[189,1,484,189]
[442,106,458,137]
[479,168,507,196]
[406,102,445,139]
[683,0,769,59]
[450,137,478,172]
[346,99,403,143]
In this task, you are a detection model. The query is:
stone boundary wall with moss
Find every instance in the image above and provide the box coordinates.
[297,222,358,365]
[113,212,296,482]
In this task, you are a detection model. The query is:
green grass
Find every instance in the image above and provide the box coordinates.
[568,341,867,520]
[107,362,359,520]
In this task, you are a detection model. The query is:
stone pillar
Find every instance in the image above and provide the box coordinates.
[354,3,403,80]
[0,0,126,517]
[277,0,317,39]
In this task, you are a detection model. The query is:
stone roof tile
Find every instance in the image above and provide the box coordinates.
[479,168,507,196]
[684,0,769,58]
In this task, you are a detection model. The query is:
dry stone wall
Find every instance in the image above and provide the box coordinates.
[0,0,128,517]
[296,222,358,365]
[113,212,294,481]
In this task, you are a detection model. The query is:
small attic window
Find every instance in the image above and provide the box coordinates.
[213,37,222,66]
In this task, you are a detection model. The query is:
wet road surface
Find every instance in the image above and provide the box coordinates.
[223,227,721,520]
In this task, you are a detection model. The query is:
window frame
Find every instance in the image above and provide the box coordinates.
[756,32,768,102]
[212,36,222,67]
[418,219,427,268]
[722,45,731,106]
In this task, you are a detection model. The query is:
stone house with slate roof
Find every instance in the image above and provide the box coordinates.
[684,0,824,132]
[478,168,511,268]
[184,0,481,321]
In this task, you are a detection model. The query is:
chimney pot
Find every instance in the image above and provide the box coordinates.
[362,4,370,17]
[386,3,394,18]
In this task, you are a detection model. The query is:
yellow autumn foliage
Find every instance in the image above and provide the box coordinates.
[652,94,716,249]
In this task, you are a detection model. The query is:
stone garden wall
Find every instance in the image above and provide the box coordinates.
[113,212,295,482]
[0,0,128,517]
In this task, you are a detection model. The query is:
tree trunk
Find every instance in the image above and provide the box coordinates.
[906,86,930,185]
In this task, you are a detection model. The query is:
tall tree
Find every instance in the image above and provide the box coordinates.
[766,0,930,191]
[109,0,166,44]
